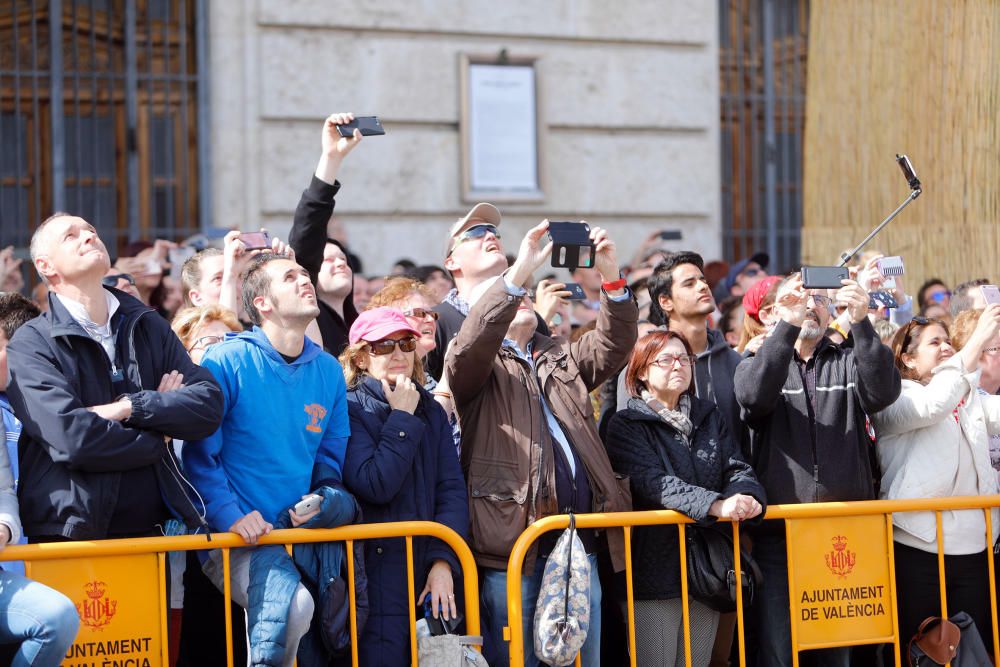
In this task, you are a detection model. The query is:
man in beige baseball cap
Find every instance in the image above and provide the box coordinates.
[426,203,508,380]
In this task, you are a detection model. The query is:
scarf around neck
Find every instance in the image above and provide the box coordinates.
[642,391,693,444]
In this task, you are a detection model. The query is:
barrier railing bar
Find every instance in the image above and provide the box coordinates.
[406,536,417,666]
[157,552,170,667]
[796,636,896,650]
[223,547,234,667]
[347,538,359,667]
[934,511,951,667]
[885,514,901,667]
[678,523,693,666]
[985,509,1000,660]
[623,525,637,667]
[786,519,800,667]
[732,522,747,667]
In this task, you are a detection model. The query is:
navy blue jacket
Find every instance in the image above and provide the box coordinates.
[606,396,766,600]
[343,376,469,667]
[6,287,223,539]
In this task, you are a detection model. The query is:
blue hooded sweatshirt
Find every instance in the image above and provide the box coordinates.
[185,327,350,531]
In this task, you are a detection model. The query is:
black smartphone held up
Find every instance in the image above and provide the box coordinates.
[801,266,849,289]
[336,116,386,137]
[563,282,587,301]
[896,154,921,190]
[658,230,683,241]
[239,231,271,250]
[547,221,594,270]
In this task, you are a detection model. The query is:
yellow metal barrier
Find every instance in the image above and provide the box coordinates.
[505,495,1000,667]
[0,520,479,667]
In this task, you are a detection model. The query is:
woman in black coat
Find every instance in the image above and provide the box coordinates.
[606,330,766,667]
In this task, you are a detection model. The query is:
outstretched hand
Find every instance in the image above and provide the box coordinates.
[509,220,553,287]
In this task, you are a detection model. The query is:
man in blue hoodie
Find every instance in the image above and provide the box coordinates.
[186,252,350,665]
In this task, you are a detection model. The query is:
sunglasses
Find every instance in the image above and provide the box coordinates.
[899,316,936,354]
[102,273,136,288]
[449,224,500,254]
[929,290,951,303]
[402,308,439,321]
[187,334,226,352]
[368,336,417,356]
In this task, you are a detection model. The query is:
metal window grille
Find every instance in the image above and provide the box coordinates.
[0,0,207,270]
[720,0,809,273]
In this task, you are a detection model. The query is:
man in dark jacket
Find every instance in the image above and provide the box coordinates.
[6,213,223,541]
[448,221,637,667]
[288,112,362,355]
[734,273,901,667]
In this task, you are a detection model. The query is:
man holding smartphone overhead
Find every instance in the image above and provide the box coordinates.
[185,251,351,666]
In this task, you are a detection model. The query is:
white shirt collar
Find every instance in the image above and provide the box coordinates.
[54,289,121,335]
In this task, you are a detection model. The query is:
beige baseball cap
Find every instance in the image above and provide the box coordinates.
[446,203,501,257]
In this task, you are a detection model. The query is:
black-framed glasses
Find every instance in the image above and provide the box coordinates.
[402,308,439,322]
[187,334,225,352]
[650,353,696,368]
[449,224,500,254]
[102,273,135,288]
[368,336,418,356]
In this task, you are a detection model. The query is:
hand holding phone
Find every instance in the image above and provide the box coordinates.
[292,494,322,517]
[336,116,385,137]
[239,231,271,251]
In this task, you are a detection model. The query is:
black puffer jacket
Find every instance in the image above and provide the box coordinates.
[605,395,765,600]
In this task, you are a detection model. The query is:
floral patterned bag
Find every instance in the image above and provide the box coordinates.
[533,513,591,666]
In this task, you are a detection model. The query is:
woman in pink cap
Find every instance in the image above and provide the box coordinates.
[338,307,469,666]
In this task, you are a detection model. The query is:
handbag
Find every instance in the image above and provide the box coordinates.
[417,634,489,666]
[685,524,762,613]
[533,513,592,666]
[907,611,989,666]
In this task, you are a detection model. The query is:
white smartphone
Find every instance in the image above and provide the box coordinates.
[293,493,322,516]
[981,285,1000,306]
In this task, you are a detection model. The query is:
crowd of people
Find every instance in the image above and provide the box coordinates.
[0,111,997,667]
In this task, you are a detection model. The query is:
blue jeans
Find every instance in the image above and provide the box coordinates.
[0,570,80,666]
[481,552,602,667]
[753,535,849,667]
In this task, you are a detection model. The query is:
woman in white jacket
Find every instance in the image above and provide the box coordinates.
[873,304,1000,648]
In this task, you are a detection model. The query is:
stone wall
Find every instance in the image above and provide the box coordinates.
[209,0,721,275]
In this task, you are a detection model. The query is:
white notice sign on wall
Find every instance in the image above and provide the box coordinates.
[468,64,539,193]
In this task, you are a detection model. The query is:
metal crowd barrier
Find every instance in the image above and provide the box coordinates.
[505,496,1000,667]
[0,520,479,667]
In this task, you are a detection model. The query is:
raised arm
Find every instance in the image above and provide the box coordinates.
[289,113,361,283]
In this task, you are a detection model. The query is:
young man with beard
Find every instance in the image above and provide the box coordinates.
[289,112,363,355]
[185,252,350,666]
[734,274,900,667]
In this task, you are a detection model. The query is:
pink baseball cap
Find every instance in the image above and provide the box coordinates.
[349,307,420,345]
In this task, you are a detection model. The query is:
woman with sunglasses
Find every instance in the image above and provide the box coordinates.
[605,330,765,667]
[873,304,1000,648]
[338,307,468,666]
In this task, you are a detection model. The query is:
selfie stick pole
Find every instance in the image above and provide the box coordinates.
[839,154,923,267]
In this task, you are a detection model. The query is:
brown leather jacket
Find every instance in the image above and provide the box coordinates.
[447,278,637,571]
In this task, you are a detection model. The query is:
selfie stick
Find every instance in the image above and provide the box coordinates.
[838,155,923,267]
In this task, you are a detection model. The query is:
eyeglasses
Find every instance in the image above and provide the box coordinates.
[449,224,500,254]
[187,334,226,352]
[368,336,418,356]
[806,292,832,307]
[402,308,439,322]
[983,347,1000,356]
[102,273,136,288]
[650,353,696,368]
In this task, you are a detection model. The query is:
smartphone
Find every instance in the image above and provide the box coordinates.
[981,285,1000,306]
[168,246,196,281]
[293,494,322,516]
[801,266,849,289]
[336,116,385,137]
[896,154,921,190]
[239,231,271,250]
[658,230,683,241]
[869,290,898,310]
[423,597,463,636]
[563,282,587,300]
[547,221,595,270]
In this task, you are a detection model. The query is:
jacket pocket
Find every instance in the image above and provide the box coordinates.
[469,475,528,560]
[613,473,633,511]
